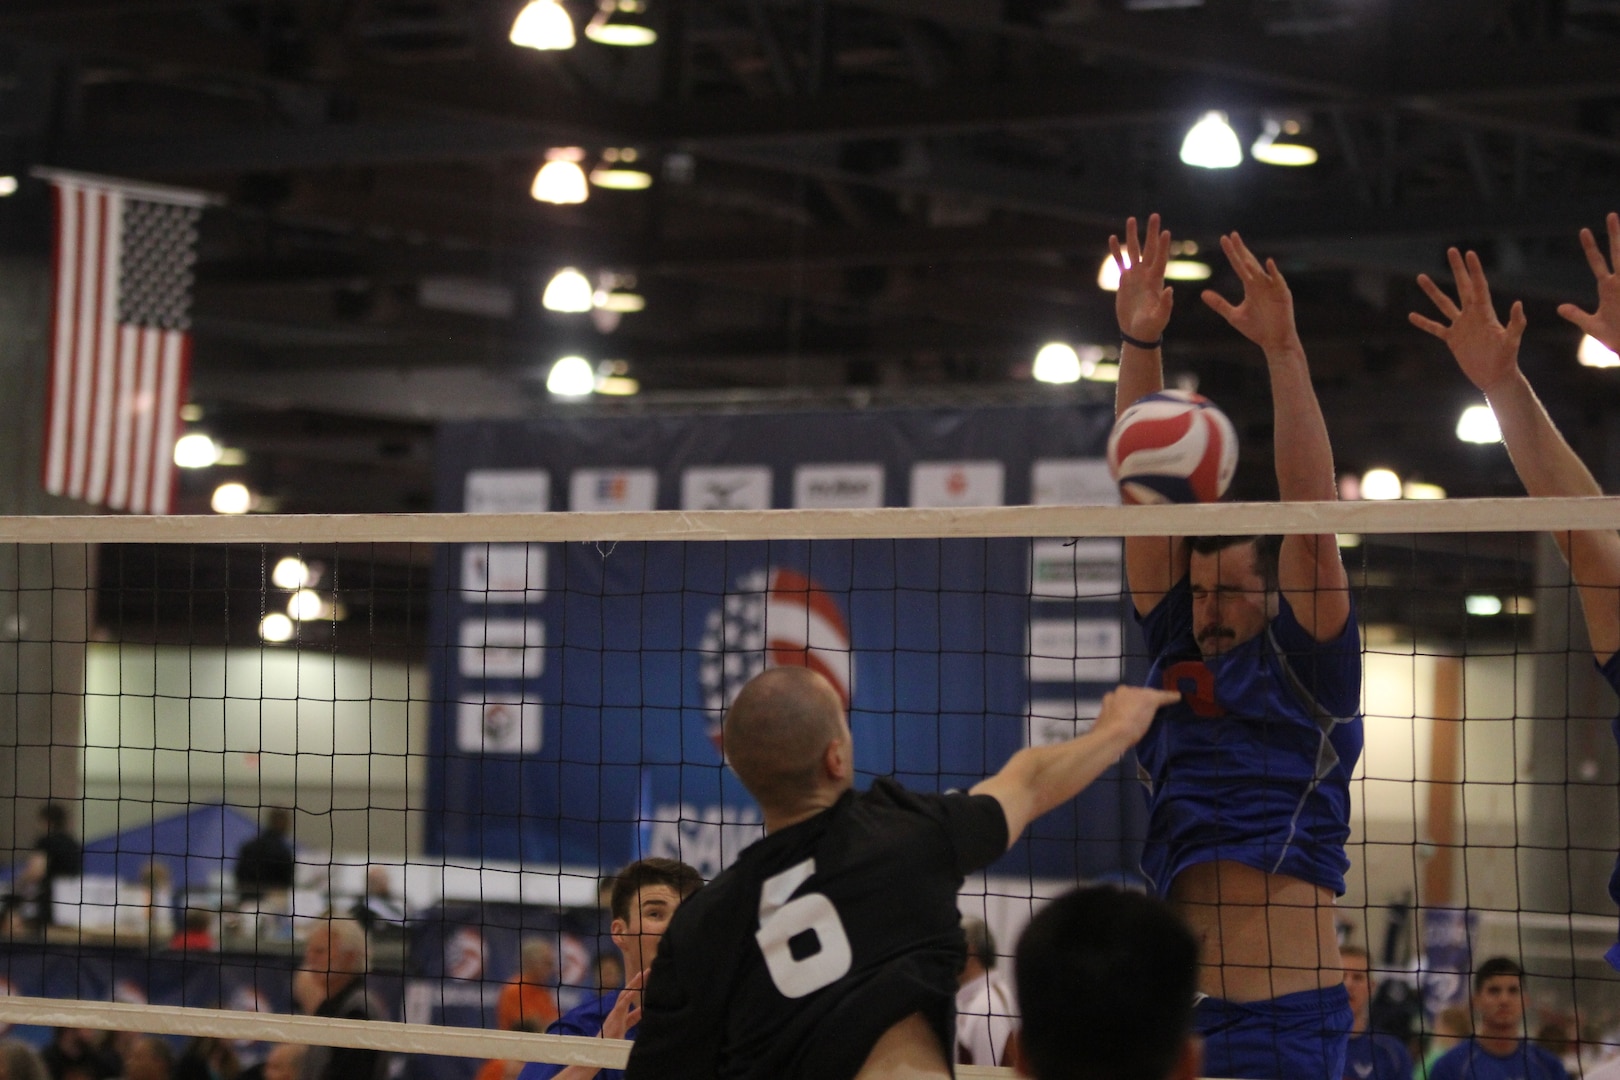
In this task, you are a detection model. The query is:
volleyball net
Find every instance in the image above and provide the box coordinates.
[0,498,1617,1078]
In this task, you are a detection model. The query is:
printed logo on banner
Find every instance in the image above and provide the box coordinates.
[570,468,658,511]
[446,926,487,981]
[681,466,772,510]
[461,544,547,603]
[910,461,1005,507]
[1027,699,1103,749]
[464,469,551,513]
[114,978,148,1005]
[559,933,591,988]
[458,619,546,678]
[228,986,272,1013]
[457,696,542,754]
[698,567,855,749]
[1031,458,1118,506]
[1028,618,1123,682]
[643,802,765,882]
[793,463,884,509]
[1030,539,1123,599]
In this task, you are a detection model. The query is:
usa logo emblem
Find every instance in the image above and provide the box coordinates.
[698,567,854,753]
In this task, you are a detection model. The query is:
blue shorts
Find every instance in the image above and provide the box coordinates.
[1195,984,1351,1079]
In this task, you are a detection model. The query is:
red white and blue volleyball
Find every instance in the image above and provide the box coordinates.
[1106,389,1238,504]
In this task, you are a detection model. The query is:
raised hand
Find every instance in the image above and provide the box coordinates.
[1557,212,1620,355]
[1108,214,1173,344]
[602,969,647,1039]
[1409,247,1526,395]
[1201,233,1299,353]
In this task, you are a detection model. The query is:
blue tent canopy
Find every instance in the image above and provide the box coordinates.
[82,804,267,896]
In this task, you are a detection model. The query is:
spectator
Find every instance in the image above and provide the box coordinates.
[292,919,390,1080]
[256,1045,304,1080]
[172,1038,236,1080]
[234,809,295,905]
[594,954,623,994]
[348,867,406,939]
[168,909,214,952]
[1342,945,1414,1079]
[0,1039,48,1080]
[519,858,703,1080]
[1015,886,1202,1080]
[955,918,1014,1068]
[22,803,82,930]
[1416,1007,1473,1080]
[121,1037,173,1080]
[498,938,560,1032]
[41,1029,118,1080]
[136,862,175,942]
[1426,958,1566,1080]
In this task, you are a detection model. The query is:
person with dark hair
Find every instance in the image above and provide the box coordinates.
[955,918,1013,1067]
[22,802,82,929]
[1112,214,1361,1078]
[624,667,1177,1080]
[1423,958,1566,1080]
[41,1028,118,1080]
[1340,945,1412,1080]
[517,857,704,1080]
[1015,886,1201,1080]
[121,1035,175,1080]
[234,808,295,904]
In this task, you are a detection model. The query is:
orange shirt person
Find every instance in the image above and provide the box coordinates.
[498,937,561,1032]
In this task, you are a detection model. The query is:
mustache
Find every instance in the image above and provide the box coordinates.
[1197,627,1237,643]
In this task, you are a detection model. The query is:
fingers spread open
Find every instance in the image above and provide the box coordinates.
[1408,311,1448,339]
[1558,302,1599,335]
[1125,216,1142,264]
[1464,250,1494,310]
[1202,289,1238,323]
[1416,274,1461,321]
[1582,227,1612,281]
[1607,213,1620,268]
[1505,300,1528,348]
[1445,248,1473,307]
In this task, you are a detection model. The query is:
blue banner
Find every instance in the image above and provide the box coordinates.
[429,403,1144,881]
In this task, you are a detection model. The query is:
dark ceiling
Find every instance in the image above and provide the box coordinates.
[5,0,1620,518]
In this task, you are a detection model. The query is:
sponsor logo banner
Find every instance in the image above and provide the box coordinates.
[457,619,545,679]
[570,468,658,511]
[1027,698,1102,748]
[457,696,542,755]
[794,463,884,508]
[681,466,772,509]
[464,469,551,513]
[461,544,547,603]
[1031,458,1117,506]
[910,461,1004,507]
[1029,539,1122,599]
[1027,618,1123,683]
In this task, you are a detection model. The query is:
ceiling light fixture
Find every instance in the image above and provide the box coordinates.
[543,268,595,313]
[173,432,222,469]
[1097,252,1130,292]
[1402,480,1447,500]
[1164,259,1213,282]
[1465,595,1504,617]
[288,589,325,622]
[211,482,253,515]
[531,148,589,205]
[546,355,596,397]
[590,148,654,190]
[1250,116,1318,167]
[1033,343,1081,384]
[595,290,646,313]
[1456,404,1501,444]
[1360,468,1402,501]
[259,613,294,644]
[0,177,18,198]
[1180,111,1243,170]
[1579,334,1620,368]
[584,0,657,46]
[509,0,575,49]
[272,557,312,591]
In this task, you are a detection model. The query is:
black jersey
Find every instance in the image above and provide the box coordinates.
[625,777,1008,1080]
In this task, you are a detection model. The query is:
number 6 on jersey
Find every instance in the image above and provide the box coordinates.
[755,858,853,998]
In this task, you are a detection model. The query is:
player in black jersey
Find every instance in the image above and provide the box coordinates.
[624,666,1179,1080]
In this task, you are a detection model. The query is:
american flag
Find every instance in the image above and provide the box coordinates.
[41,173,205,514]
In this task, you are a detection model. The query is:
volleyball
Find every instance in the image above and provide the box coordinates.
[1106,389,1239,504]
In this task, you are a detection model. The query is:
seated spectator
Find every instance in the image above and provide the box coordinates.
[1015,886,1202,1080]
[293,919,390,1080]
[121,1036,174,1080]
[498,938,560,1032]
[955,917,1014,1068]
[0,1038,48,1080]
[349,867,407,939]
[41,1028,119,1080]
[260,1045,304,1080]
[168,909,214,952]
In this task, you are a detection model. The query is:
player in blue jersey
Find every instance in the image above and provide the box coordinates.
[1411,227,1620,969]
[1424,959,1567,1080]
[1341,945,1413,1080]
[1112,215,1360,1078]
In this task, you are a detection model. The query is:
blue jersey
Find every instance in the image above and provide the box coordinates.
[1136,577,1363,895]
[1601,651,1620,971]
[517,990,633,1080]
[1425,1038,1568,1080]
[1344,1030,1414,1080]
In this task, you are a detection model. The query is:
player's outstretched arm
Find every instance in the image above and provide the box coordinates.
[1558,212,1620,356]
[971,686,1179,848]
[1412,246,1620,662]
[1203,232,1349,641]
[1111,214,1187,616]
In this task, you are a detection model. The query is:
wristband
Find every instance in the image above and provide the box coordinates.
[1120,329,1163,350]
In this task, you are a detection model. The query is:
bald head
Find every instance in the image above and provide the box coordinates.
[724,667,850,813]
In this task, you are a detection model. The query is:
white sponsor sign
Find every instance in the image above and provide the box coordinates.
[1032,458,1118,506]
[461,544,547,603]
[909,461,1005,508]
[794,463,884,509]
[1029,539,1122,599]
[1026,698,1102,748]
[1028,618,1123,682]
[570,468,658,511]
[682,466,772,510]
[457,696,542,754]
[464,469,551,513]
[458,618,546,678]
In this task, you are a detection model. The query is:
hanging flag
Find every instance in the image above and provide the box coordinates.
[39,171,208,514]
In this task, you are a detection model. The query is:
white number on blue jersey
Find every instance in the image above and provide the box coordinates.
[755,858,853,999]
